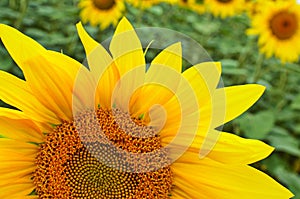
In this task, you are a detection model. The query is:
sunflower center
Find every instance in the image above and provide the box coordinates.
[216,0,232,3]
[33,108,173,198]
[92,0,115,10]
[270,11,298,40]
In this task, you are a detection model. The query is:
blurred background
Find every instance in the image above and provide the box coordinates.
[0,0,299,197]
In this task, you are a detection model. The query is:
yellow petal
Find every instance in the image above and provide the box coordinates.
[98,17,146,110]
[0,138,38,151]
[109,17,145,76]
[0,139,36,188]
[0,147,37,162]
[111,65,145,112]
[182,62,222,135]
[151,42,182,72]
[0,108,26,120]
[129,63,181,118]
[213,84,265,126]
[76,22,121,109]
[0,160,34,171]
[178,130,274,164]
[172,153,294,199]
[0,150,36,175]
[0,107,52,133]
[76,22,99,55]
[0,151,35,175]
[22,53,80,121]
[172,174,209,199]
[0,111,43,143]
[152,75,200,163]
[171,188,195,199]
[206,131,274,164]
[0,182,35,198]
[0,23,81,121]
[0,71,60,124]
[0,24,45,67]
[0,167,34,186]
[183,63,223,158]
[95,63,120,108]
[130,43,183,116]
[161,62,222,157]
[76,22,115,78]
[182,62,221,107]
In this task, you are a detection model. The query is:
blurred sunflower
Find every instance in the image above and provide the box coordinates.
[245,0,261,17]
[245,0,296,17]
[126,0,172,9]
[248,1,300,62]
[177,0,206,14]
[0,17,294,198]
[79,0,125,30]
[204,0,245,18]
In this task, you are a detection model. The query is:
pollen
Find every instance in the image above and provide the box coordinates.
[33,107,173,198]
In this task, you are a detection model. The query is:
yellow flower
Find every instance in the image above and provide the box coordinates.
[248,1,300,62]
[126,0,172,9]
[204,0,245,18]
[177,0,206,14]
[0,18,294,198]
[79,0,125,30]
[245,0,296,17]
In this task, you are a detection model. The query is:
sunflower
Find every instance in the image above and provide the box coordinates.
[177,0,206,14]
[126,0,172,9]
[79,0,125,30]
[248,1,300,62]
[245,0,296,17]
[204,0,245,18]
[0,18,294,198]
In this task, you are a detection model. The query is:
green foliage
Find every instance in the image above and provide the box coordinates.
[0,0,299,197]
[237,110,275,140]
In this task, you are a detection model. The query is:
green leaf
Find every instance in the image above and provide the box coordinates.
[267,127,300,157]
[237,111,275,139]
[274,167,300,199]
[0,57,13,71]
[292,124,300,135]
[291,94,300,110]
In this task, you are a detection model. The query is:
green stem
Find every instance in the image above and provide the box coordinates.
[278,65,288,91]
[9,0,17,9]
[238,37,255,66]
[252,54,264,83]
[96,28,103,42]
[136,3,145,27]
[275,64,289,111]
[236,37,256,83]
[14,0,28,29]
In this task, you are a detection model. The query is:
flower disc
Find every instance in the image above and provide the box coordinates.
[92,0,115,10]
[33,108,173,198]
[270,11,298,40]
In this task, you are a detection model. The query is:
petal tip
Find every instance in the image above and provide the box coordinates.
[115,17,134,34]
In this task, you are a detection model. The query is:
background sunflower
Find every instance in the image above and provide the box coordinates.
[125,0,171,9]
[248,1,300,62]
[79,0,125,30]
[204,0,246,18]
[177,0,206,14]
[0,0,300,198]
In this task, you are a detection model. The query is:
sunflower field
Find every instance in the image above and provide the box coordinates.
[0,0,300,198]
